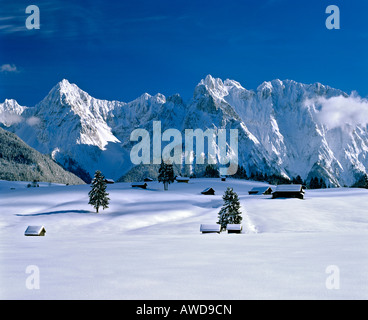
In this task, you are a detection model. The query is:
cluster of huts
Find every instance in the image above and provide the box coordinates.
[199,184,305,234]
[130,174,305,200]
[199,184,305,199]
[248,185,304,199]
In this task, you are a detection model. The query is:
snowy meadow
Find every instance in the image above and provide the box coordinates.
[0,178,367,299]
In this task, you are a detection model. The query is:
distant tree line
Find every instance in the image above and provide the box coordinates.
[118,161,368,190]
[202,164,337,189]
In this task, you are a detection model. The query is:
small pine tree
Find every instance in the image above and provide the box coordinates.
[88,170,110,213]
[158,160,175,190]
[217,187,242,231]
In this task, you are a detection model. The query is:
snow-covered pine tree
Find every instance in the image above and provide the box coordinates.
[217,187,242,231]
[88,170,110,213]
[158,160,175,190]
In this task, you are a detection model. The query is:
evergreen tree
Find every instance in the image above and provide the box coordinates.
[320,178,327,189]
[158,160,175,190]
[351,174,368,189]
[204,164,220,178]
[309,177,319,189]
[292,175,303,185]
[309,176,328,189]
[234,165,248,179]
[217,187,242,231]
[88,170,110,213]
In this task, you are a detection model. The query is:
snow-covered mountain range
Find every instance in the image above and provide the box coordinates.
[1,75,367,186]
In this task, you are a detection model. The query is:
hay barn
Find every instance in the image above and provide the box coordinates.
[272,184,304,199]
[25,226,46,236]
[201,187,215,195]
[248,186,273,195]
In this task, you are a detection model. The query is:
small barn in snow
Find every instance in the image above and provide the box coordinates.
[131,182,148,189]
[104,179,115,184]
[144,177,154,182]
[272,184,304,199]
[176,176,190,183]
[200,224,221,234]
[25,226,46,236]
[201,187,215,195]
[248,186,273,195]
[227,224,242,234]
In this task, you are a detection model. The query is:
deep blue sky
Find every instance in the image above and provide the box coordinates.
[0,0,367,106]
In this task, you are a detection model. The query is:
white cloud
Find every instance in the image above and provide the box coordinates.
[1,64,18,73]
[0,112,23,126]
[305,94,368,130]
[26,116,41,126]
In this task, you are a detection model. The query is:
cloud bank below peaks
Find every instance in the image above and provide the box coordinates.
[304,93,368,130]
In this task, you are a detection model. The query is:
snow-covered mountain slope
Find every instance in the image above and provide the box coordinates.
[1,76,367,186]
[0,127,84,185]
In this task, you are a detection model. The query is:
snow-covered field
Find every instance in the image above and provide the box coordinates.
[0,178,367,300]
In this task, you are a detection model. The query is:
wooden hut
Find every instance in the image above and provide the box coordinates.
[201,187,215,195]
[248,186,273,195]
[25,226,46,236]
[200,224,221,234]
[131,182,148,189]
[227,224,242,234]
[144,177,154,182]
[176,176,190,183]
[272,184,304,199]
[104,179,115,184]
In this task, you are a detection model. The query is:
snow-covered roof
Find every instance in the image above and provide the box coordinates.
[227,224,242,231]
[200,224,221,232]
[273,184,303,192]
[249,187,272,193]
[25,225,46,236]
